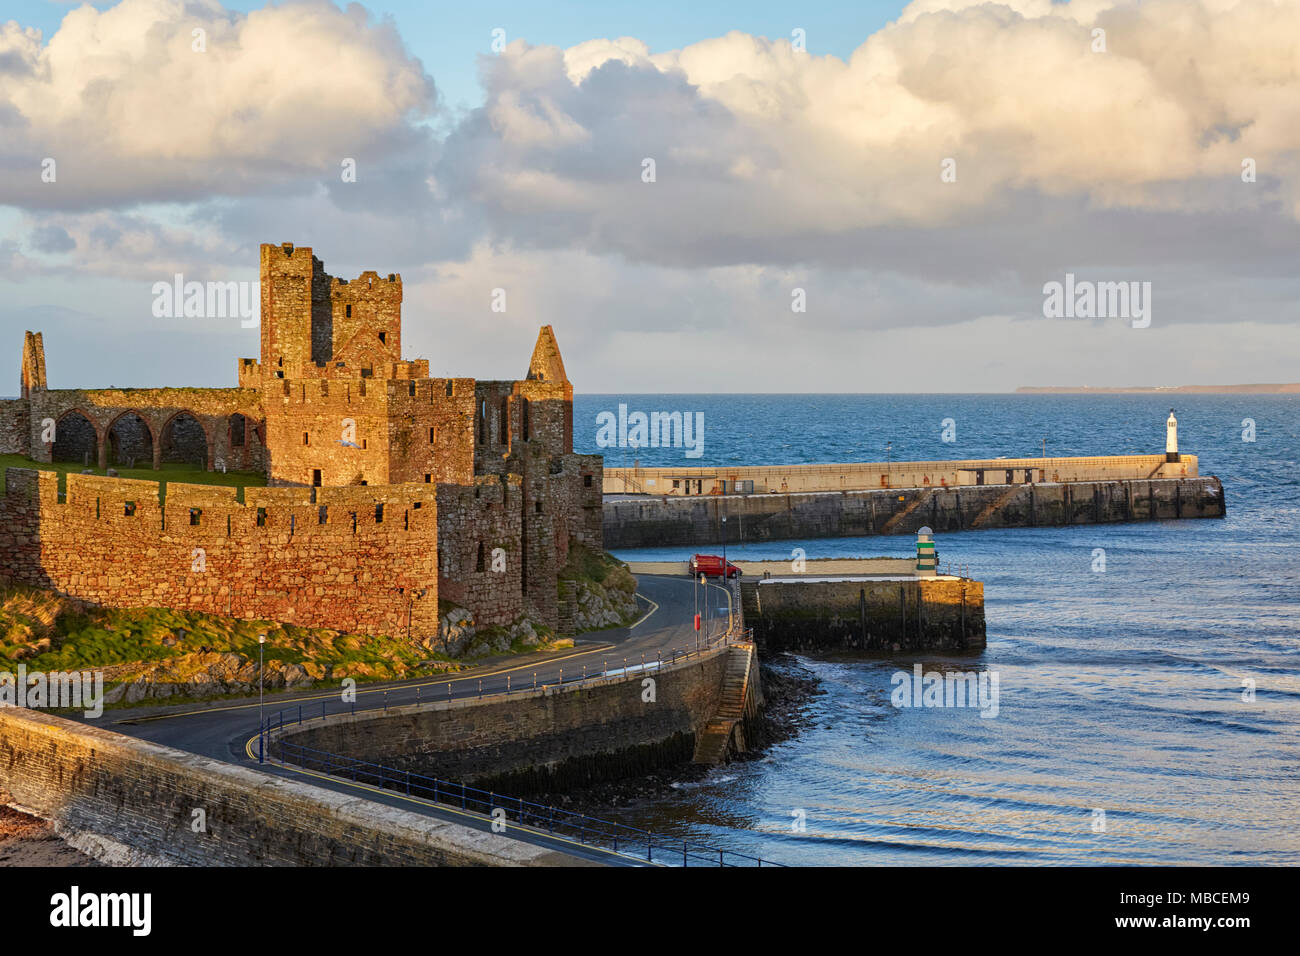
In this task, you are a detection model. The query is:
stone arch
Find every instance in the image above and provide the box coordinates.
[106,411,154,468]
[160,411,209,467]
[51,409,99,464]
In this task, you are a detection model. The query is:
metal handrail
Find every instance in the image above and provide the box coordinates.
[264,736,781,867]
[251,625,777,866]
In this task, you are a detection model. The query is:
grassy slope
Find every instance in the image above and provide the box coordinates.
[0,584,457,696]
[0,454,265,501]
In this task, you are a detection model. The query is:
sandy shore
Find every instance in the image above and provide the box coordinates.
[0,806,101,867]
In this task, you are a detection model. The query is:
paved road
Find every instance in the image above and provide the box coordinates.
[96,573,738,867]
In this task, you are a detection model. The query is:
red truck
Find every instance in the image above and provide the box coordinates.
[688,554,742,579]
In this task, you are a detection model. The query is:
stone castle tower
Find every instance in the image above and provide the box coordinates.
[2,243,603,636]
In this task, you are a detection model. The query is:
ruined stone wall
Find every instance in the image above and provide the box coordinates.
[328,272,402,371]
[259,243,405,383]
[473,383,572,476]
[0,469,440,640]
[264,378,484,488]
[0,708,575,866]
[435,476,524,627]
[25,388,266,473]
[260,242,316,381]
[472,381,517,472]
[20,331,46,399]
[541,452,604,555]
[574,453,604,548]
[385,379,476,486]
[262,378,392,486]
[512,447,603,625]
[520,462,559,629]
[517,382,572,457]
[0,398,29,455]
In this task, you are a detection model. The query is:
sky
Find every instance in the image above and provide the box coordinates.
[2,0,1299,393]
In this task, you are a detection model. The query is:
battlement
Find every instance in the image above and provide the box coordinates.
[0,466,443,637]
[268,377,394,410]
[262,241,317,271]
[331,271,402,294]
[3,469,440,539]
[238,359,261,389]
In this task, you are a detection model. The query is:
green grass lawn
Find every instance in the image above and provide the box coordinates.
[0,454,266,501]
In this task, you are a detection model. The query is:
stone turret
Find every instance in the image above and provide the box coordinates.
[527,325,568,384]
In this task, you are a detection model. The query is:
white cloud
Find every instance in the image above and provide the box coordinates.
[3,0,1300,392]
[443,0,1300,251]
[0,0,435,209]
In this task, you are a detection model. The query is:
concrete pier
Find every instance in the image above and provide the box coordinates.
[604,476,1225,549]
[741,574,985,654]
[605,453,1201,496]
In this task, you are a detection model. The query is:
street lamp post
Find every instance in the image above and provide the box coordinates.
[257,632,266,764]
[721,514,727,573]
[701,572,708,647]
[693,566,699,642]
[721,514,729,637]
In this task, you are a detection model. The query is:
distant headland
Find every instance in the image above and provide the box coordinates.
[1016,384,1300,394]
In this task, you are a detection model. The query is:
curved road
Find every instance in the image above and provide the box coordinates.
[97,573,739,867]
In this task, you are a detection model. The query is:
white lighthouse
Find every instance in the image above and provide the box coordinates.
[1166,409,1179,463]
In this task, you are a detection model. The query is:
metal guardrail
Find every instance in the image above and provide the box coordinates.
[252,624,780,867]
[266,737,780,867]
[254,631,745,743]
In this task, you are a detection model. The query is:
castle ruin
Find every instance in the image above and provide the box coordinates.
[0,243,603,641]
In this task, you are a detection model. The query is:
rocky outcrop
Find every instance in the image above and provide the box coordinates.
[569,577,638,631]
[555,542,640,636]
[433,609,568,659]
[99,651,462,704]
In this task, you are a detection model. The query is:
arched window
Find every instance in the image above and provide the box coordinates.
[51,410,98,464]
[107,412,153,467]
[160,412,208,466]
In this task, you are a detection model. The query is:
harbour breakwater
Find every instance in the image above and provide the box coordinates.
[603,476,1224,549]
[741,576,985,654]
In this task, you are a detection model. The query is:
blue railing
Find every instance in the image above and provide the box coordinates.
[254,627,750,736]
[249,629,780,867]
[264,736,781,867]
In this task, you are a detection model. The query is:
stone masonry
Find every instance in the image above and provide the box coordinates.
[0,243,604,639]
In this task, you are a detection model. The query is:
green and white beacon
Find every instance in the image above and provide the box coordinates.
[916,527,937,577]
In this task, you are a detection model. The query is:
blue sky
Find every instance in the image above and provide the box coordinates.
[3,1,1299,393]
